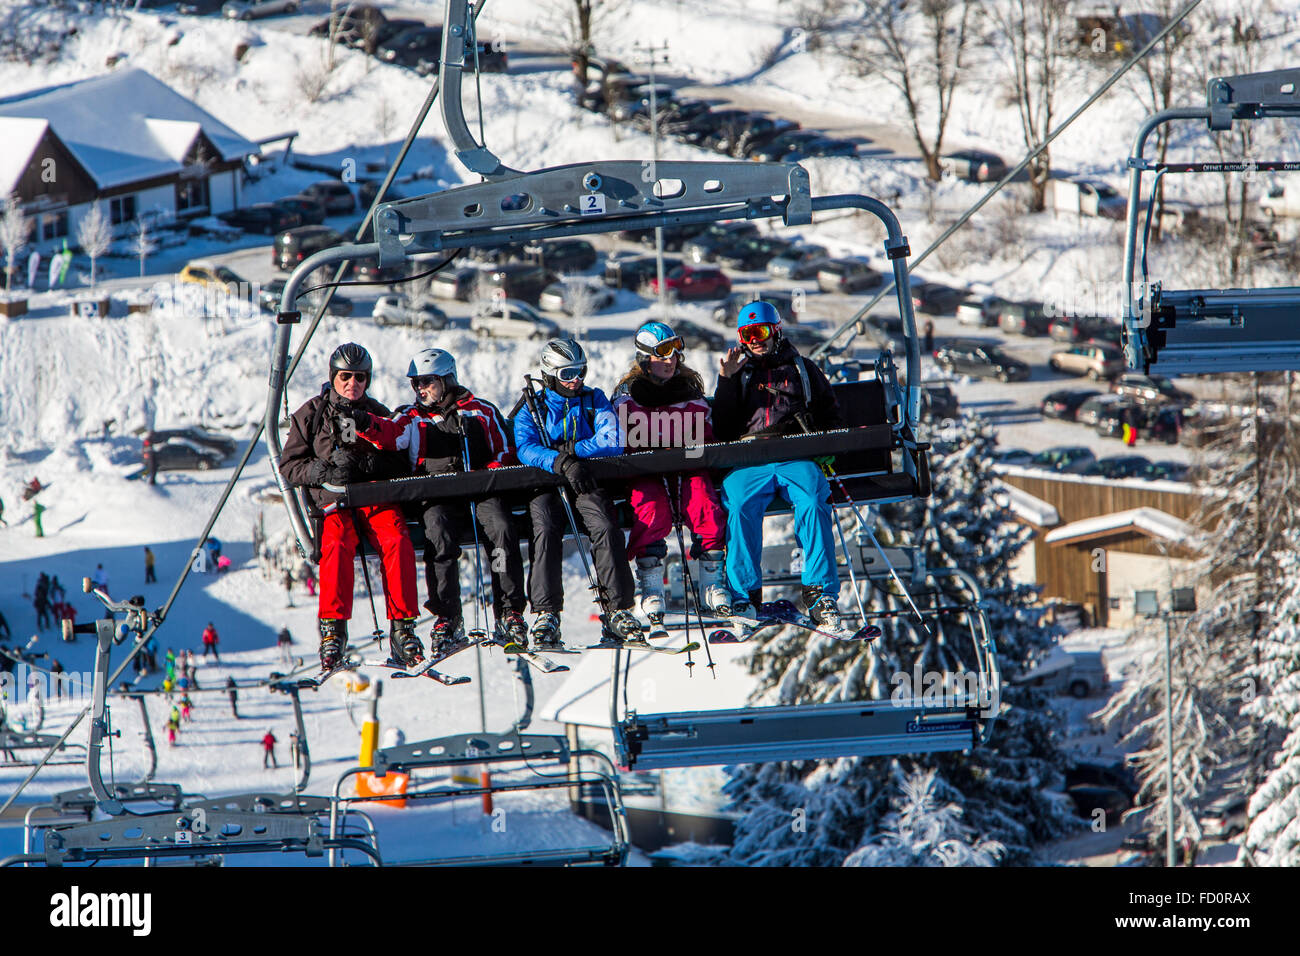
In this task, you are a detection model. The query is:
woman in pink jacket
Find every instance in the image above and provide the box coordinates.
[612,321,730,632]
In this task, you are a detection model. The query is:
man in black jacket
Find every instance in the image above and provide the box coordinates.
[278,343,421,671]
[712,301,846,632]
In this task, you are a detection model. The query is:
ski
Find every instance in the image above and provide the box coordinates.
[301,660,358,688]
[585,639,702,655]
[756,599,882,642]
[707,628,752,645]
[360,657,472,685]
[424,635,484,668]
[498,642,572,674]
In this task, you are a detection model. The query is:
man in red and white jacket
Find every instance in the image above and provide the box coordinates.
[355,349,529,653]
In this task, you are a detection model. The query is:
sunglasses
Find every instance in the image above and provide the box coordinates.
[336,371,369,383]
[643,336,685,358]
[738,323,776,345]
[555,364,587,383]
[410,375,441,388]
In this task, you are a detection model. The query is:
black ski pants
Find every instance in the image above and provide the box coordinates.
[527,488,634,614]
[421,496,526,622]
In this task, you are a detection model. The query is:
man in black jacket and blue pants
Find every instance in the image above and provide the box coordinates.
[711,301,845,632]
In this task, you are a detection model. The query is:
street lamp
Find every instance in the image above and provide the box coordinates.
[1134,586,1196,867]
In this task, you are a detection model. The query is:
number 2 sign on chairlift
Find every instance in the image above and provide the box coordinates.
[580,193,606,216]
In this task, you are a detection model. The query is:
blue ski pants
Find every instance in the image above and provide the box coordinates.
[720,460,838,599]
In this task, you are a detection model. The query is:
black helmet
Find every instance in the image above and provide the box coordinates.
[329,343,372,382]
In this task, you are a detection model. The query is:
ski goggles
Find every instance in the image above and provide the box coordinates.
[336,371,369,383]
[410,375,441,389]
[554,364,587,383]
[640,336,685,358]
[737,323,777,345]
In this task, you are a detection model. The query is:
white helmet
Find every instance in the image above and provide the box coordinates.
[407,348,457,380]
[539,338,587,390]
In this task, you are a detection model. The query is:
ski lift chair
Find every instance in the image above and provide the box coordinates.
[1122,68,1300,374]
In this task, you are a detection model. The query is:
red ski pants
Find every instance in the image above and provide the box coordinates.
[318,506,418,621]
[626,473,726,560]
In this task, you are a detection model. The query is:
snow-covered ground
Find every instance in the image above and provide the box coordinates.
[1,0,1287,865]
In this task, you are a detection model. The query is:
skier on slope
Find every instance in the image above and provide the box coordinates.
[611,321,730,628]
[279,343,421,671]
[512,339,643,648]
[711,301,847,633]
[200,622,220,661]
[353,348,530,654]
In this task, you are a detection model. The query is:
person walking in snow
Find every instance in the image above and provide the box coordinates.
[226,676,240,719]
[281,567,295,608]
[91,563,109,595]
[262,729,279,769]
[144,546,156,584]
[612,321,730,627]
[276,626,293,664]
[711,301,846,632]
[278,343,421,672]
[200,622,220,661]
[32,500,45,538]
[179,694,193,722]
[352,347,529,655]
[166,708,180,746]
[512,338,642,649]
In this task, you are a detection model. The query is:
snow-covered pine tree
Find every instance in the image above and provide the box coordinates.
[1241,534,1300,865]
[1101,372,1300,851]
[724,416,1077,866]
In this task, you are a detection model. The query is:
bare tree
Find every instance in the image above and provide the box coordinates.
[76,201,113,291]
[0,193,32,293]
[993,0,1071,211]
[130,215,157,279]
[842,1,976,181]
[535,0,628,88]
[565,277,596,338]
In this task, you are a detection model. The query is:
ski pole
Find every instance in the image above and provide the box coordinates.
[664,476,711,676]
[830,511,870,628]
[461,429,488,642]
[349,511,384,641]
[521,375,608,614]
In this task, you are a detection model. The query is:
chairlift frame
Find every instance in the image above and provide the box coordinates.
[1122,68,1300,374]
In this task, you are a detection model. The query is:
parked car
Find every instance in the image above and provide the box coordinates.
[934,341,1031,381]
[301,180,356,215]
[465,242,528,265]
[470,299,561,339]
[920,383,959,421]
[429,265,482,301]
[1140,460,1190,482]
[766,243,830,279]
[647,264,731,301]
[376,25,442,67]
[858,315,907,355]
[1094,398,1146,439]
[272,226,344,272]
[1051,178,1127,219]
[524,239,597,273]
[1076,393,1123,428]
[998,301,1052,336]
[751,129,826,162]
[1083,455,1153,479]
[940,149,1009,182]
[1199,795,1248,840]
[148,438,228,471]
[956,293,1007,327]
[273,194,327,226]
[714,236,796,272]
[146,427,237,458]
[993,447,1035,466]
[1030,446,1098,474]
[1050,314,1111,343]
[1040,389,1101,421]
[372,294,448,330]
[672,319,728,352]
[308,4,387,51]
[575,55,632,86]
[604,253,682,290]
[1110,373,1194,406]
[1015,646,1109,695]
[222,0,298,21]
[619,223,706,251]
[912,281,965,315]
[817,258,881,294]
[1066,759,1137,799]
[357,180,406,211]
[478,262,555,305]
[258,278,353,316]
[714,290,800,326]
[1048,342,1125,380]
[778,136,858,161]
[217,203,302,234]
[538,279,616,315]
[684,222,762,262]
[177,260,250,292]
[177,0,226,13]
[777,324,826,349]
[607,83,677,122]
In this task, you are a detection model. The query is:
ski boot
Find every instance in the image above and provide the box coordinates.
[498,609,529,649]
[730,588,763,622]
[697,550,732,616]
[530,612,563,650]
[605,608,648,647]
[388,617,425,668]
[317,618,348,671]
[429,616,467,661]
[635,556,668,638]
[803,585,847,636]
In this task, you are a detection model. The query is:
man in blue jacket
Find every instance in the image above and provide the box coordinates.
[712,301,846,633]
[514,339,643,648]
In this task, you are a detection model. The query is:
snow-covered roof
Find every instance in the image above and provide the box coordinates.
[0,116,48,198]
[997,480,1059,527]
[540,642,761,728]
[1044,507,1206,550]
[0,69,258,193]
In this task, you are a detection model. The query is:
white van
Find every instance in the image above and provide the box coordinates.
[1014,647,1110,698]
[1260,184,1300,218]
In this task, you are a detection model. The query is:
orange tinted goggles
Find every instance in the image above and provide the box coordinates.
[738,323,776,345]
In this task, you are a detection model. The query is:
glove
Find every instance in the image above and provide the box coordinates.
[556,439,576,456]
[813,455,836,474]
[305,459,329,486]
[327,447,357,485]
[552,452,597,495]
[344,407,372,432]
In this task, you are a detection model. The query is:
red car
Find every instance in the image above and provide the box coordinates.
[647,264,731,300]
